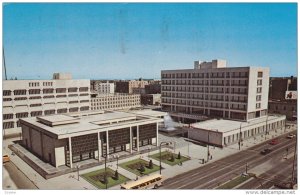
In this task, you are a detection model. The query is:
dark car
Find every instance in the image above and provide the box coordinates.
[260,148,272,155]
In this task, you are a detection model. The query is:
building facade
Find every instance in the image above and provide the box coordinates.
[20,111,162,168]
[161,60,270,122]
[187,115,286,147]
[90,93,141,111]
[115,80,149,94]
[3,74,90,135]
[91,81,114,94]
[268,100,297,121]
[141,94,161,105]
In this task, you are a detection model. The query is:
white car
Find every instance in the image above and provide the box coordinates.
[287,134,296,139]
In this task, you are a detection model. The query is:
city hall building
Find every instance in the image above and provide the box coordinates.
[20,111,162,168]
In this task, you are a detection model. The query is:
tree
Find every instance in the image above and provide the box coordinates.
[178,152,181,159]
[149,160,153,169]
[114,170,119,180]
[170,155,175,162]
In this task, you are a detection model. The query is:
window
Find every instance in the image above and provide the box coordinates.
[56,88,66,93]
[43,88,54,94]
[14,97,27,101]
[68,88,77,92]
[257,87,262,93]
[3,122,14,129]
[3,114,13,120]
[79,87,89,92]
[16,112,28,118]
[3,98,12,101]
[29,89,41,95]
[256,95,261,101]
[258,72,263,78]
[45,110,55,115]
[256,103,261,109]
[14,90,27,96]
[30,104,42,107]
[31,111,42,117]
[3,90,11,96]
[257,80,262,86]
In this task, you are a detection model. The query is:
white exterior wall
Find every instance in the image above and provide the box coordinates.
[91,94,141,111]
[95,82,114,94]
[247,67,269,114]
[188,129,223,146]
[3,79,91,133]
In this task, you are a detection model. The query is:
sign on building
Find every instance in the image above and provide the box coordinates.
[285,91,297,99]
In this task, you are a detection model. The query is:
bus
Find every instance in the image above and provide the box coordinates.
[120,173,164,189]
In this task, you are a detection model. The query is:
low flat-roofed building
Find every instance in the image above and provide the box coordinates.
[187,115,286,147]
[128,109,167,118]
[20,111,163,168]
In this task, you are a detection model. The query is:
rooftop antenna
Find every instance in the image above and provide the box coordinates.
[3,46,7,80]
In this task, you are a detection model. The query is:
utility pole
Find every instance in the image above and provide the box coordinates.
[291,140,297,188]
[3,46,7,80]
[245,163,248,174]
[207,132,210,162]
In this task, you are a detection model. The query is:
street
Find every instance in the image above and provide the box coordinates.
[3,161,38,189]
[161,130,297,189]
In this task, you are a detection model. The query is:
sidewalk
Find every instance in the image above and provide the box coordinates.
[2,125,296,190]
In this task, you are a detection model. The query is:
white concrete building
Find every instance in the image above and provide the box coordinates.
[187,115,286,147]
[20,110,162,168]
[3,73,90,136]
[93,81,114,94]
[91,93,141,111]
[161,60,270,122]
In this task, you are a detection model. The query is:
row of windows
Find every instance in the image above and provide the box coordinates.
[3,94,90,101]
[162,71,249,79]
[3,106,90,122]
[162,79,248,86]
[3,88,89,96]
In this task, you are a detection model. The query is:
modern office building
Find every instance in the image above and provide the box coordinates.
[90,93,141,111]
[3,73,90,136]
[187,114,286,147]
[161,60,270,122]
[115,80,149,94]
[20,111,162,168]
[91,81,114,94]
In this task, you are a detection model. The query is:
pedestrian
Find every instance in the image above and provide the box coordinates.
[210,155,213,160]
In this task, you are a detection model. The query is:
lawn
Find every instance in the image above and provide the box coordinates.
[149,151,190,166]
[81,168,129,189]
[119,158,160,176]
[216,175,251,189]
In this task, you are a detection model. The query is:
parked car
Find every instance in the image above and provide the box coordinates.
[3,155,10,163]
[287,134,296,139]
[269,139,279,145]
[260,148,272,155]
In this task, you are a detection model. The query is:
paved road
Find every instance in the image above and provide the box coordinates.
[3,161,38,189]
[161,131,297,189]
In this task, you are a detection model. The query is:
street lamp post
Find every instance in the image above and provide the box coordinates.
[104,155,108,189]
[148,146,151,158]
[159,142,170,174]
[239,122,243,150]
[265,115,269,140]
[76,164,80,181]
[207,131,210,162]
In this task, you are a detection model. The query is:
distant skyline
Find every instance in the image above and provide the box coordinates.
[3,3,297,80]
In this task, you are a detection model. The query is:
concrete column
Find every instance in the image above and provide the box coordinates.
[98,133,101,162]
[68,137,73,168]
[137,126,140,152]
[106,131,109,158]
[129,127,133,154]
[156,122,159,146]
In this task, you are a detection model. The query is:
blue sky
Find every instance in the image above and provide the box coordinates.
[3,3,297,79]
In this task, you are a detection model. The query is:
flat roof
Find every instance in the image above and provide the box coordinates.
[21,111,163,139]
[190,115,286,133]
[37,115,79,126]
[129,109,167,118]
